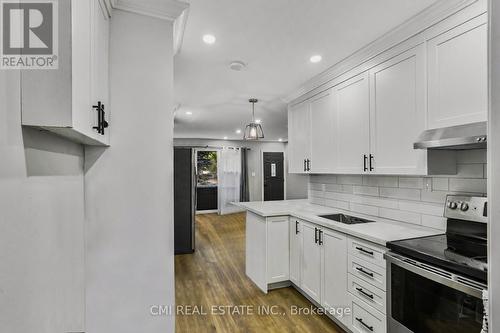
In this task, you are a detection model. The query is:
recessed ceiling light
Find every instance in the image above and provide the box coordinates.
[223,136,228,140]
[185,111,192,115]
[235,129,242,134]
[255,119,261,124]
[310,55,322,63]
[202,34,216,45]
[278,138,283,142]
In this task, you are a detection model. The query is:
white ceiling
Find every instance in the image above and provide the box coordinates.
[173,0,438,141]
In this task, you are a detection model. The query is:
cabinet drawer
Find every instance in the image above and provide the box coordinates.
[348,254,386,291]
[348,274,386,314]
[351,296,387,333]
[348,237,387,268]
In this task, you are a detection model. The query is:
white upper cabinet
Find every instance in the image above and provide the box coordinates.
[427,14,488,129]
[369,45,427,174]
[288,101,311,173]
[310,90,336,173]
[334,73,370,174]
[21,0,111,146]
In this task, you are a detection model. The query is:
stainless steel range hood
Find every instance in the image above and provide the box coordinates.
[414,122,487,150]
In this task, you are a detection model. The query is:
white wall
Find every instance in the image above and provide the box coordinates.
[173,138,308,201]
[0,73,85,332]
[489,0,499,329]
[84,11,175,333]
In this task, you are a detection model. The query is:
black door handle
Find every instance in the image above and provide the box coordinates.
[318,230,323,245]
[356,266,374,277]
[369,154,374,171]
[314,227,318,243]
[356,317,374,332]
[356,287,374,299]
[363,154,368,172]
[295,221,299,234]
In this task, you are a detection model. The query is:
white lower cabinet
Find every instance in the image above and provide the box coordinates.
[320,228,350,327]
[351,295,387,333]
[300,221,322,303]
[245,212,289,293]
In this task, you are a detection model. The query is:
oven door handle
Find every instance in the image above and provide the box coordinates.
[385,252,486,299]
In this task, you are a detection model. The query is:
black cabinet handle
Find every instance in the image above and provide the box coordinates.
[356,266,374,277]
[295,221,299,234]
[306,159,311,172]
[363,154,368,172]
[314,227,318,244]
[318,230,323,245]
[369,154,374,171]
[356,287,374,299]
[92,101,109,135]
[356,317,374,332]
[303,159,307,172]
[356,246,374,256]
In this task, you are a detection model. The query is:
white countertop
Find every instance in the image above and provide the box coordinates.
[234,199,443,246]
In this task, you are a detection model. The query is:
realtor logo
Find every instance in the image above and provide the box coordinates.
[1,0,58,69]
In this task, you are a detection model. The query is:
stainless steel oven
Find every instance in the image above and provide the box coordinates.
[386,252,486,333]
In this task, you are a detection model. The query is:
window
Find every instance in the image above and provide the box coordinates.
[196,151,218,186]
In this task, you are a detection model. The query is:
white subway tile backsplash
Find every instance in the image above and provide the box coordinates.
[432,178,449,191]
[337,175,363,185]
[421,215,447,230]
[308,150,486,228]
[350,203,379,216]
[353,185,379,196]
[398,201,444,217]
[399,177,424,189]
[449,178,487,193]
[379,208,421,225]
[362,175,399,187]
[380,187,421,201]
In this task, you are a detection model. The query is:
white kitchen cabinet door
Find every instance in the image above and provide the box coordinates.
[89,0,111,144]
[320,229,349,326]
[288,101,311,173]
[369,45,427,175]
[310,90,336,173]
[289,218,302,286]
[301,222,321,303]
[427,13,488,129]
[333,73,371,174]
[267,217,290,283]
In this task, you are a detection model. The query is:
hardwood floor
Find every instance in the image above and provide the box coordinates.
[175,212,343,333]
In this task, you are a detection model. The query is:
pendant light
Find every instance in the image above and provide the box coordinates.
[243,98,264,140]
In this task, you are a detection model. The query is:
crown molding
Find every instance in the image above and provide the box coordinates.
[109,0,189,22]
[283,0,484,104]
[109,0,189,55]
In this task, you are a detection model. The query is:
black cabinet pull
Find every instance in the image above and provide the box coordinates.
[307,159,311,171]
[295,221,299,234]
[356,287,374,299]
[356,317,374,332]
[356,266,374,277]
[314,227,318,244]
[356,246,374,256]
[92,101,109,135]
[303,159,307,172]
[363,154,368,172]
[318,230,323,245]
[369,154,374,171]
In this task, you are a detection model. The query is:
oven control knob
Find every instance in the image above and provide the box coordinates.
[447,201,458,209]
[460,202,469,212]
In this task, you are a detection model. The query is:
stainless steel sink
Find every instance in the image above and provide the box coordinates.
[318,213,374,225]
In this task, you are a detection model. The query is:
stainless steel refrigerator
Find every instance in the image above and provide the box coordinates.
[174,147,196,254]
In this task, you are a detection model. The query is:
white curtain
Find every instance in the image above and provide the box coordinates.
[218,148,242,215]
